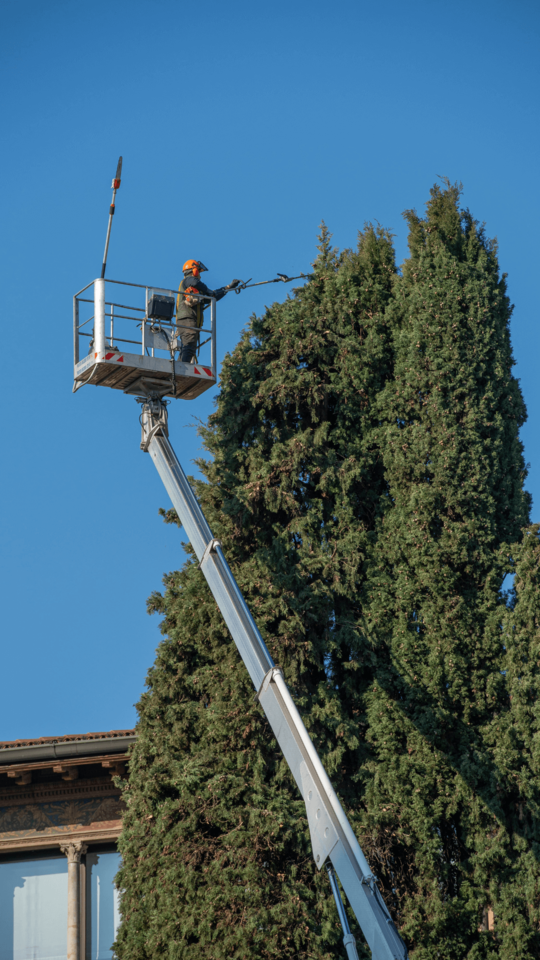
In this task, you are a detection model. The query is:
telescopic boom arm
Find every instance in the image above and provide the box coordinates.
[139,397,408,960]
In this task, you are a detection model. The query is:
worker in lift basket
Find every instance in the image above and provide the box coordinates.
[176,260,240,363]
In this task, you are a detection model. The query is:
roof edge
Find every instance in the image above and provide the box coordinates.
[0,735,137,765]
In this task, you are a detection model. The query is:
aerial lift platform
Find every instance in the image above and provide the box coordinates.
[73,162,408,960]
[73,277,216,400]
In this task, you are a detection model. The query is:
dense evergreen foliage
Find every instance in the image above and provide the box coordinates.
[353,183,531,958]
[115,184,536,959]
[115,225,397,959]
[486,525,540,957]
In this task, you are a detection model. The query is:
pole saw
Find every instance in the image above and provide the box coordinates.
[233,272,307,293]
[100,156,123,279]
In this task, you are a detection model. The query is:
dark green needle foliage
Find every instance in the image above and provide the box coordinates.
[483,525,540,958]
[359,182,531,957]
[114,224,398,960]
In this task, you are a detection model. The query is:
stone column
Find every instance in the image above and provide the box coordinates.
[60,841,88,960]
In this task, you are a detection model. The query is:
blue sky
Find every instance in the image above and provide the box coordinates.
[1,0,538,741]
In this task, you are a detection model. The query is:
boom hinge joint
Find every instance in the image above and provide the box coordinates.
[139,397,169,452]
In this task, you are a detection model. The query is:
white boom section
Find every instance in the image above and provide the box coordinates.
[141,400,407,960]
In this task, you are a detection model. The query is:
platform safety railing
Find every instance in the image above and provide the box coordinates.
[73,278,217,373]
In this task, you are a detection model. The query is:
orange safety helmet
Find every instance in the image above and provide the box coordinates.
[183,259,208,278]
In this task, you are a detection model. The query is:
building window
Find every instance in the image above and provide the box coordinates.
[0,855,68,960]
[86,850,121,960]
[0,850,121,960]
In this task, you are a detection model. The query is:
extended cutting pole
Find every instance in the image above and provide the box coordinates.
[139,398,408,960]
[100,156,122,279]
[234,273,307,294]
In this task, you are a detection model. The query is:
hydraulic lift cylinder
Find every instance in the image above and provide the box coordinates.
[327,864,360,960]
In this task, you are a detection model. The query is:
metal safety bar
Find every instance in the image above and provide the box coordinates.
[76,309,212,335]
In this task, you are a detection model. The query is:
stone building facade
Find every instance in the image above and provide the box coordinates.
[0,729,134,960]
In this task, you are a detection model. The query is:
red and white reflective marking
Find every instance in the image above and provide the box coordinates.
[95,351,124,363]
[92,351,213,377]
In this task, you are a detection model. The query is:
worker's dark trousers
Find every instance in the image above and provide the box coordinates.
[180,342,196,362]
[177,322,198,363]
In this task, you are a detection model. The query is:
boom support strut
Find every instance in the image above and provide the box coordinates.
[139,398,408,960]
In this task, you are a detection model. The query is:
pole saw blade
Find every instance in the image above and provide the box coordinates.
[112,156,123,190]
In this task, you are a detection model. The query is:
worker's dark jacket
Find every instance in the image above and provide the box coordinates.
[176,275,226,346]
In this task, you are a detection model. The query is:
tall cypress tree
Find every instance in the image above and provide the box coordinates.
[114,225,397,959]
[359,183,530,957]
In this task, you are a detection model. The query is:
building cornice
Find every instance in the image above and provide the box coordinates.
[0,775,120,808]
[0,824,122,853]
[0,733,136,765]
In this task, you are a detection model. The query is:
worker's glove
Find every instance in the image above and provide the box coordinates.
[228,279,241,289]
